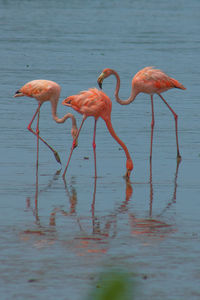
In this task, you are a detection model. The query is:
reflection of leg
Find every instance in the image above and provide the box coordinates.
[172,159,181,202]
[62,116,86,178]
[149,159,153,218]
[36,108,40,170]
[91,176,97,212]
[91,176,97,234]
[26,168,62,225]
[158,159,181,217]
[158,93,181,160]
[34,167,39,222]
[150,95,155,162]
[28,103,61,164]
[93,119,97,178]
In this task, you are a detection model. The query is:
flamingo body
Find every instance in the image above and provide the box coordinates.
[15,80,61,103]
[132,67,186,95]
[63,88,111,120]
[62,88,133,178]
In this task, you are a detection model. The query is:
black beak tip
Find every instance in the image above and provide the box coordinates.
[98,82,102,89]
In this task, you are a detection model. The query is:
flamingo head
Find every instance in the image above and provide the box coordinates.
[71,126,78,148]
[125,159,133,179]
[97,68,113,89]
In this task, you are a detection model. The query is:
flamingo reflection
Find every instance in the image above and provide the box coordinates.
[49,178,78,226]
[23,164,133,254]
[129,160,180,238]
[62,177,133,256]
[22,158,180,248]
[24,162,61,238]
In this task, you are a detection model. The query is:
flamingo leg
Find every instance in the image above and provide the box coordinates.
[150,95,155,162]
[93,118,97,178]
[34,110,40,222]
[36,107,40,170]
[27,103,61,164]
[62,116,86,178]
[158,93,181,160]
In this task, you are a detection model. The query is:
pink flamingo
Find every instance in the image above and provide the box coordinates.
[14,80,78,164]
[97,67,186,161]
[62,88,133,179]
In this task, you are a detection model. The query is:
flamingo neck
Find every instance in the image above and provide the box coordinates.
[111,70,138,105]
[104,117,133,173]
[51,98,77,130]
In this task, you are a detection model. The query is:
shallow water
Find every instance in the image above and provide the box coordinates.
[0,0,200,299]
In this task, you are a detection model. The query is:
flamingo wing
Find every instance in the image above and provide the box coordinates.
[62,88,111,118]
[15,80,60,102]
[134,67,185,93]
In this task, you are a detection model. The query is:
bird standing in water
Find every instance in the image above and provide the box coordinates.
[14,80,78,164]
[97,67,186,161]
[62,88,133,179]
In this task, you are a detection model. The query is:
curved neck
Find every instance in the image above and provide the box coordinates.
[111,70,138,105]
[104,117,132,162]
[51,98,77,129]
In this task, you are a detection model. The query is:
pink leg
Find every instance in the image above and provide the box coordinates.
[27,103,61,164]
[62,116,86,178]
[36,108,40,170]
[35,110,40,222]
[93,119,97,178]
[150,95,155,162]
[158,93,181,160]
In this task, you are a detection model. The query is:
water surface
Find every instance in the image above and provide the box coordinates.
[0,0,200,299]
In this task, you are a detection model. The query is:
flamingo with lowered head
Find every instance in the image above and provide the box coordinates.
[14,80,78,164]
[62,88,133,179]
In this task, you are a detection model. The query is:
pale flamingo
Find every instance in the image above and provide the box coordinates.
[14,80,78,164]
[62,88,133,179]
[97,67,186,161]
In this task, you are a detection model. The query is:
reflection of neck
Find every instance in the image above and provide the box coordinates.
[111,70,138,105]
[172,159,181,201]
[125,179,133,202]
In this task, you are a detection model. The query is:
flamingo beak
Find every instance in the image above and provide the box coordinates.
[14,90,24,97]
[97,73,105,89]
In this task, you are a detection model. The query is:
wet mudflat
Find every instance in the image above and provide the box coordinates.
[0,0,200,299]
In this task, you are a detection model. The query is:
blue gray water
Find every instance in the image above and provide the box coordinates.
[0,0,200,299]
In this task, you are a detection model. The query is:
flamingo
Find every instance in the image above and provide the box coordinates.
[62,88,133,179]
[97,67,186,161]
[14,80,78,164]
